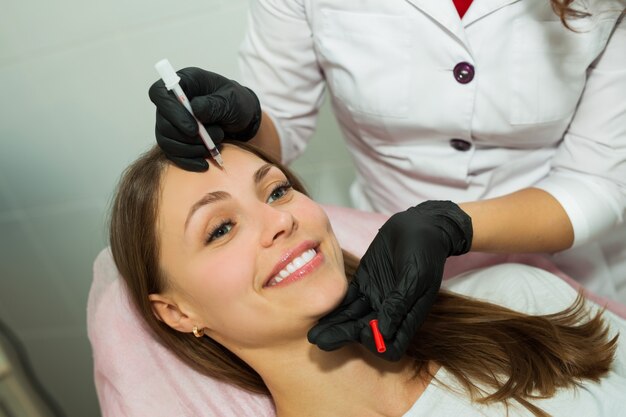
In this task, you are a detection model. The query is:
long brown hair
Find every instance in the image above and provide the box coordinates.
[109,143,617,417]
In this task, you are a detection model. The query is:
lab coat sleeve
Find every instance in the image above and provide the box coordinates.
[535,15,626,247]
[238,0,325,164]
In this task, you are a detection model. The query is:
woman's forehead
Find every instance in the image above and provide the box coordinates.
[159,146,270,221]
[212,144,265,170]
[165,146,266,187]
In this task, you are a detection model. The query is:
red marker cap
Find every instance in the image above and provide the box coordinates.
[369,319,386,353]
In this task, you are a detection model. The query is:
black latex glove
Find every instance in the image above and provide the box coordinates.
[308,201,472,361]
[148,67,262,171]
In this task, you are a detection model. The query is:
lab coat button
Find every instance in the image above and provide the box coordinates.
[450,139,472,151]
[453,62,474,84]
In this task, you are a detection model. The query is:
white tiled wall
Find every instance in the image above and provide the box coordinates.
[0,1,354,415]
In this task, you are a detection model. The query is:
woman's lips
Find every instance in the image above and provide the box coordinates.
[266,241,317,281]
[264,247,324,288]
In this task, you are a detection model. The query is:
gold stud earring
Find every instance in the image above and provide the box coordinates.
[192,326,205,338]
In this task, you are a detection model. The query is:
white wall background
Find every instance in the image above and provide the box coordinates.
[0,1,355,415]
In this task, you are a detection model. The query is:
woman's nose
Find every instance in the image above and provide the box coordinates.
[259,204,297,247]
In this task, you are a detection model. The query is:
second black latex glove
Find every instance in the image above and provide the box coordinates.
[148,67,261,171]
[308,201,472,361]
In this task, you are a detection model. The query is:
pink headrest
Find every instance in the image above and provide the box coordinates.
[88,205,626,416]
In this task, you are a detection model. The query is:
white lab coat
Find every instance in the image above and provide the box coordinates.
[238,0,626,301]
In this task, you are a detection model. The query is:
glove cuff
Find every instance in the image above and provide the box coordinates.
[228,87,262,141]
[415,200,473,256]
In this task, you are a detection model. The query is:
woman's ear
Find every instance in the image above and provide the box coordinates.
[148,293,196,333]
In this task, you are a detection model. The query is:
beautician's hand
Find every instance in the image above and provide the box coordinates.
[308,201,472,361]
[148,67,262,171]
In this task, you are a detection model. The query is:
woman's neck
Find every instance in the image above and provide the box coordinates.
[242,340,436,417]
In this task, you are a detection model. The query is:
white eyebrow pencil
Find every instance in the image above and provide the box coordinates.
[155,58,224,167]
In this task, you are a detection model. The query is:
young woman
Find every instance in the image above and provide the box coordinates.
[109,142,625,417]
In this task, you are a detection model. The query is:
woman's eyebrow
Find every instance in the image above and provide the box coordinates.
[253,163,274,185]
[184,163,276,230]
[185,191,230,230]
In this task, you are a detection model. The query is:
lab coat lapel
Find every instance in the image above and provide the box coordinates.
[404,0,521,42]
[462,0,522,26]
[404,0,469,45]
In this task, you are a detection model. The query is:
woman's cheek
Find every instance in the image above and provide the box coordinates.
[296,196,330,227]
[190,249,255,310]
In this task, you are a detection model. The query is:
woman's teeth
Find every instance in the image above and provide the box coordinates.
[269,249,316,286]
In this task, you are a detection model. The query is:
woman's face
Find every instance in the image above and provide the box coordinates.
[156,145,347,349]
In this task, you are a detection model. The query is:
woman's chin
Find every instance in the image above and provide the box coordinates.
[307,280,349,319]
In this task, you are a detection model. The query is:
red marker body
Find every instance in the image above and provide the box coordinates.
[369,319,386,353]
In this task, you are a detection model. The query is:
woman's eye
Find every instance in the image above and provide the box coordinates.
[206,221,234,244]
[267,181,292,204]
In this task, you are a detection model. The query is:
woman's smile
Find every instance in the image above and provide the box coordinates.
[265,245,325,288]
